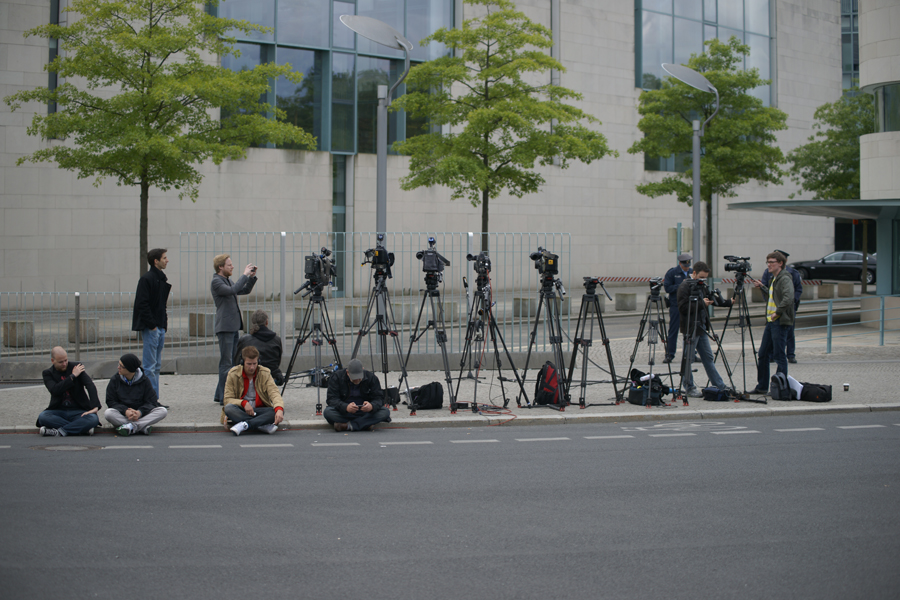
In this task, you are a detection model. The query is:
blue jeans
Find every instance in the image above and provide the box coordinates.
[224,405,276,431]
[142,327,165,398]
[37,409,100,436]
[323,406,391,431]
[682,331,726,391]
[757,320,789,390]
[215,331,240,402]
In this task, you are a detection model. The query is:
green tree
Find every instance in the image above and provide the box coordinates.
[628,37,788,262]
[4,0,316,275]
[391,0,617,250]
[786,87,875,200]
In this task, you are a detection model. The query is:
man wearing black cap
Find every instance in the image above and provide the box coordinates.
[754,249,802,364]
[324,359,391,432]
[663,254,693,363]
[104,353,168,436]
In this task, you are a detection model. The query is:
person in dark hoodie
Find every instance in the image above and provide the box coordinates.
[37,346,101,437]
[324,359,391,432]
[104,353,167,436]
[132,248,171,398]
[234,310,284,386]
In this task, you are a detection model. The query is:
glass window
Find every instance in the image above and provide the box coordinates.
[674,0,701,20]
[717,0,743,30]
[746,33,770,106]
[220,0,275,42]
[643,0,672,12]
[703,0,716,22]
[704,24,717,42]
[356,56,402,154]
[842,33,853,73]
[278,0,329,47]
[717,27,744,45]
[357,0,404,57]
[222,42,264,76]
[642,11,673,89]
[408,0,453,61]
[333,1,355,50]
[745,0,769,35]
[674,18,703,66]
[332,53,355,152]
[880,84,900,133]
[276,48,323,150]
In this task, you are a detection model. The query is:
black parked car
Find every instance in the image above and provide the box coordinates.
[788,252,877,285]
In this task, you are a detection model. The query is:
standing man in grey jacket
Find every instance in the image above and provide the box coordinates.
[211,253,258,404]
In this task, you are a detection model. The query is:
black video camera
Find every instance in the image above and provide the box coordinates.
[529,247,559,276]
[649,276,663,292]
[687,278,728,306]
[416,237,450,273]
[294,247,336,296]
[724,255,752,274]
[362,234,394,278]
[466,251,491,276]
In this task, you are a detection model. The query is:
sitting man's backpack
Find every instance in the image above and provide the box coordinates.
[411,382,444,409]
[534,362,561,405]
[770,372,797,400]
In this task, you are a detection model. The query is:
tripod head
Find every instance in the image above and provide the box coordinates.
[648,276,663,299]
[583,277,613,301]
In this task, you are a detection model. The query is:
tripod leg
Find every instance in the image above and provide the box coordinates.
[489,308,530,407]
[566,297,588,409]
[454,294,483,406]
[403,293,430,415]
[593,298,623,405]
[578,301,594,409]
[282,296,316,395]
[545,293,568,409]
[381,287,413,411]
[517,295,545,406]
[351,283,380,360]
[319,301,343,369]
[430,292,457,413]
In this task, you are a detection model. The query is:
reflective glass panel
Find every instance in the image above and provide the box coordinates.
[842,33,853,73]
[882,84,900,133]
[717,27,744,45]
[220,0,275,42]
[745,0,768,35]
[746,33,770,105]
[333,1,355,49]
[332,53,355,152]
[222,42,263,75]
[704,24,717,42]
[357,56,394,154]
[703,0,716,22]
[674,0,701,20]
[674,18,703,66]
[643,0,672,12]
[642,11,673,89]
[717,0,743,30]
[408,0,453,61]
[357,0,404,57]
[278,0,329,47]
[276,48,323,150]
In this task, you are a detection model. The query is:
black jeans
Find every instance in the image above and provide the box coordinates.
[323,406,391,431]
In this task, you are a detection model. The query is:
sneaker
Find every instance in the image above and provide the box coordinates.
[686,387,703,398]
[334,422,349,432]
[259,423,278,435]
[663,356,674,364]
[87,428,94,436]
[40,426,59,437]
[116,424,133,436]
[141,426,152,436]
[230,421,249,436]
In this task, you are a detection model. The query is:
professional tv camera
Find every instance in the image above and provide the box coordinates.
[648,276,663,293]
[529,247,559,276]
[685,277,728,306]
[416,237,450,274]
[724,255,752,274]
[294,247,336,296]
[466,251,491,276]
[362,233,394,279]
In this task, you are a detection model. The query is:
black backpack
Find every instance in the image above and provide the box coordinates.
[770,373,796,400]
[534,362,561,405]
[626,368,667,406]
[411,382,443,409]
[799,382,832,402]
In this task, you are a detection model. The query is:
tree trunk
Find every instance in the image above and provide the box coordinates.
[481,188,489,252]
[140,179,149,275]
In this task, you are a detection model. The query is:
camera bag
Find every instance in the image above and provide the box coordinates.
[410,382,444,410]
[627,368,665,406]
[534,362,561,406]
[798,382,832,402]
[702,387,730,402]
[770,372,796,400]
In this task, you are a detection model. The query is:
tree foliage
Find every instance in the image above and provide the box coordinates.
[4,0,316,274]
[786,87,875,200]
[391,0,617,249]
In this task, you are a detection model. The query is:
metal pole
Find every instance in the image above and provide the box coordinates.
[74,292,81,361]
[280,232,287,345]
[880,295,885,346]
[376,85,388,236]
[826,300,833,354]
[692,119,701,264]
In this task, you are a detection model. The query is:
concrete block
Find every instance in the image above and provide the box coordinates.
[817,284,836,299]
[2,320,33,347]
[859,296,900,331]
[68,318,99,344]
[615,292,637,312]
[837,283,855,298]
[189,313,215,337]
[512,296,571,317]
[799,285,815,301]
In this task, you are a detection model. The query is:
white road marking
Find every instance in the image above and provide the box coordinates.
[311,442,360,447]
[450,439,500,443]
[837,425,887,429]
[379,441,434,445]
[774,428,825,432]
[515,437,571,442]
[711,430,760,435]
[168,445,222,449]
[584,435,634,440]
[103,445,153,450]
[0,445,10,449]
[649,433,696,437]
[240,444,294,448]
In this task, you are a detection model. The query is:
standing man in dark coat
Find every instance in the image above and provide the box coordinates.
[37,346,101,437]
[663,253,693,363]
[211,253,258,404]
[758,249,802,364]
[234,310,284,386]
[324,359,391,432]
[104,353,168,436]
[132,248,171,398]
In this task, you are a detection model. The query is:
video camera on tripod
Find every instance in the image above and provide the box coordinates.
[685,277,728,306]
[362,233,395,279]
[530,247,559,276]
[724,255,752,274]
[466,251,491,276]
[648,276,663,296]
[416,237,450,284]
[295,247,337,296]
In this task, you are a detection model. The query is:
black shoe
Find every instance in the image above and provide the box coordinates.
[663,356,673,364]
[749,387,768,395]
[788,357,797,364]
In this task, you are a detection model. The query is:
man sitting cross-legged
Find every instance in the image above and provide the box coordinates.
[324,359,391,432]
[222,346,284,436]
[37,346,101,437]
[104,353,168,436]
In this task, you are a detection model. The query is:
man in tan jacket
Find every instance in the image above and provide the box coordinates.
[222,346,284,436]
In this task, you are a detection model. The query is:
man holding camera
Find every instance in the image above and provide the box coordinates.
[324,359,391,432]
[755,249,802,364]
[676,262,733,397]
[751,251,795,394]
[211,254,258,404]
[663,253,693,363]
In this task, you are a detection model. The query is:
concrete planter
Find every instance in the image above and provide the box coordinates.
[2,321,34,347]
[68,318,99,344]
[189,313,215,337]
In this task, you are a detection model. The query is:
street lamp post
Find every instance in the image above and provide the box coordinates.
[340,15,413,236]
[661,63,720,264]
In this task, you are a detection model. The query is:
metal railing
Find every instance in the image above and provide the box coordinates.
[792,294,900,353]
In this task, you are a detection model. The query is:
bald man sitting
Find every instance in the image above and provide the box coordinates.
[37,347,101,437]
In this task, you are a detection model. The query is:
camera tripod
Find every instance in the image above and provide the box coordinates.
[518,273,569,410]
[403,271,456,414]
[567,277,624,408]
[282,282,342,415]
[712,273,758,395]
[455,271,529,411]
[351,267,413,410]
[620,280,678,406]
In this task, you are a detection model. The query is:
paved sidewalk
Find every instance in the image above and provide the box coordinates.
[3,341,898,435]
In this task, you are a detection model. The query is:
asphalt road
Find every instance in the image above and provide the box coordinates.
[2,412,899,600]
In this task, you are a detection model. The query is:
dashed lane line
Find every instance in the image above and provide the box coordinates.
[240,444,294,448]
[649,433,696,437]
[711,430,760,435]
[515,437,571,442]
[0,445,10,449]
[837,425,887,429]
[775,428,825,432]
[450,439,500,443]
[311,442,360,447]
[379,441,434,446]
[584,435,634,440]
[168,445,223,449]
[103,445,153,449]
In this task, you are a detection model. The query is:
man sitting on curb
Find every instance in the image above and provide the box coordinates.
[324,359,391,432]
[105,353,168,436]
[37,346,101,437]
[222,346,283,436]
